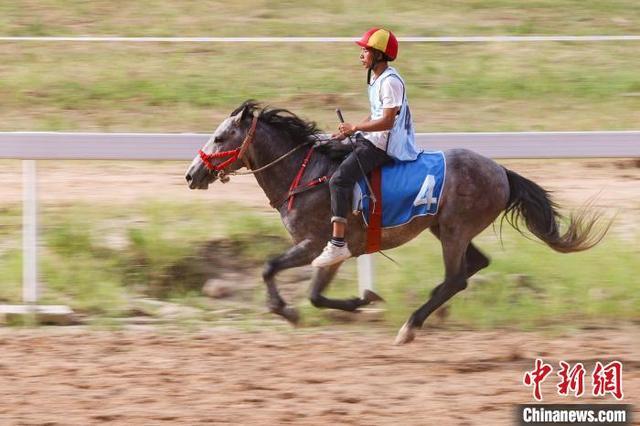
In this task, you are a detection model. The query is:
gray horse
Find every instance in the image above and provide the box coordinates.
[185,101,607,344]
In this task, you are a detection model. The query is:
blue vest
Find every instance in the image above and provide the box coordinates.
[367,67,421,161]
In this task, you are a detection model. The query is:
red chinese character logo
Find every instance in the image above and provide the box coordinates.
[523,358,553,401]
[592,361,624,400]
[557,361,586,397]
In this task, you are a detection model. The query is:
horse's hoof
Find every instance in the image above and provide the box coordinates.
[363,289,385,304]
[280,306,300,326]
[394,322,416,345]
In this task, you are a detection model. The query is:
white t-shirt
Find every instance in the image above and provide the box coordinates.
[363,75,404,151]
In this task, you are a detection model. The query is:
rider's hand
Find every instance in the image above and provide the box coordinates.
[337,122,357,136]
[330,132,347,140]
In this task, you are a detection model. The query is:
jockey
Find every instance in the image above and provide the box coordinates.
[312,27,421,268]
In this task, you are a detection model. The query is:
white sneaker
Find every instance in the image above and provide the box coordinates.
[312,242,352,267]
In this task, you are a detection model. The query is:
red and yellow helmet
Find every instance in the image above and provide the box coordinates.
[355,28,398,61]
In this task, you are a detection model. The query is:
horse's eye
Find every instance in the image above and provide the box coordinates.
[214,136,223,143]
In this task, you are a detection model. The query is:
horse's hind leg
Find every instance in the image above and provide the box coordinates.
[309,262,381,312]
[428,226,489,298]
[466,243,490,278]
[395,226,471,345]
[433,242,490,321]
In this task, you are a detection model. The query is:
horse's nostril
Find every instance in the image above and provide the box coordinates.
[185,174,193,183]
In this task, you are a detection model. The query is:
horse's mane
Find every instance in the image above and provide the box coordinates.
[231,100,321,145]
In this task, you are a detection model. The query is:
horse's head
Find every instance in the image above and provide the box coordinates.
[185,102,257,190]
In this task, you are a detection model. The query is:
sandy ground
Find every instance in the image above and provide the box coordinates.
[0,326,637,426]
[0,158,639,214]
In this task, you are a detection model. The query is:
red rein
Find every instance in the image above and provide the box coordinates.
[198,116,329,211]
[198,116,258,172]
[287,147,314,210]
[198,148,239,171]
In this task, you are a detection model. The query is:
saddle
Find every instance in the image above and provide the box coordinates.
[313,136,353,161]
[353,151,447,253]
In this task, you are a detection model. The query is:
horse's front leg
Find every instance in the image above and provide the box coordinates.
[309,262,384,312]
[262,238,319,324]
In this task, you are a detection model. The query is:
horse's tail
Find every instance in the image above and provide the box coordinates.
[502,168,609,253]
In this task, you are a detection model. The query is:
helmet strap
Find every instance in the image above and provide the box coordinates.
[367,50,387,85]
[367,50,381,85]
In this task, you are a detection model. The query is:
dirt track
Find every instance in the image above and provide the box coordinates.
[0,326,637,425]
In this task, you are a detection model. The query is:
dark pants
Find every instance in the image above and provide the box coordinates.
[329,136,392,223]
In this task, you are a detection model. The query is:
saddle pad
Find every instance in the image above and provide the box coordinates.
[353,151,446,228]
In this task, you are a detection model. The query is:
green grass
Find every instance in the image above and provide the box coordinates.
[1,1,638,36]
[0,202,640,328]
[0,201,289,314]
[0,206,22,303]
[0,201,637,328]
[1,2,639,132]
[1,42,639,132]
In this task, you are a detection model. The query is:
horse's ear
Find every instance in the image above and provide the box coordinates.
[232,104,250,126]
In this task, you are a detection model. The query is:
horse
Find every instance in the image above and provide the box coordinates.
[185,100,608,345]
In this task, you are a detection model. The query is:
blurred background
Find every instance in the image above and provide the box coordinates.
[0,2,638,423]
[1,0,638,326]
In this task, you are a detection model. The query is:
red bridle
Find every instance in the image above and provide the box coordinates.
[197,114,330,211]
[198,116,259,172]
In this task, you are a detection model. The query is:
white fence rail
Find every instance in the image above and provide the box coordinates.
[2,130,639,160]
[2,36,640,43]
[1,131,639,307]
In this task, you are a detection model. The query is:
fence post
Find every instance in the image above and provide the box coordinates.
[357,254,374,296]
[22,159,38,305]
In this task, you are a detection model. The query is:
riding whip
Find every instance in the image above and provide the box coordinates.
[335,108,376,204]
